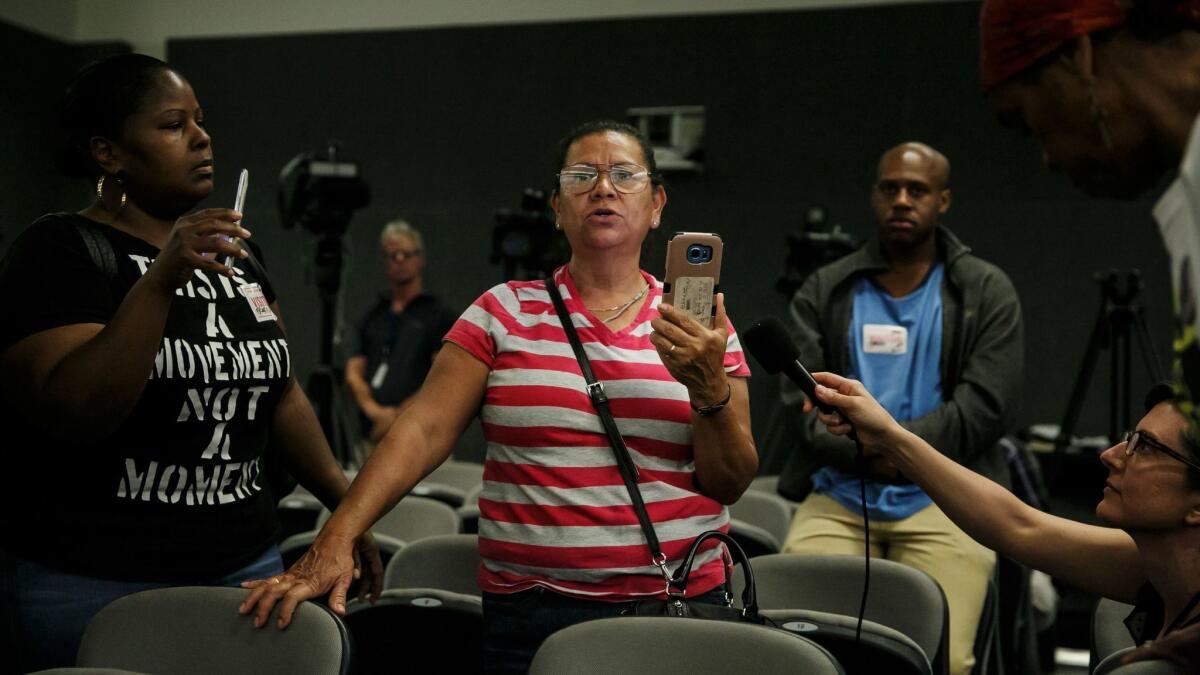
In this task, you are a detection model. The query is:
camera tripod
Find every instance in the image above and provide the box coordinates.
[1055,270,1164,452]
[305,231,363,468]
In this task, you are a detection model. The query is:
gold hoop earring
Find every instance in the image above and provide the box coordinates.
[97,174,127,211]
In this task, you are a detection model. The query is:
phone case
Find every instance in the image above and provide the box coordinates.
[662,232,723,328]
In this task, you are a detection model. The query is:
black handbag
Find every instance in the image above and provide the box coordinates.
[544,277,769,625]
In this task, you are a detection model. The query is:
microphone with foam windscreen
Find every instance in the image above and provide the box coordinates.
[744,315,869,648]
[742,316,836,414]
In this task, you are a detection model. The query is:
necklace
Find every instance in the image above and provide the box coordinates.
[586,282,651,323]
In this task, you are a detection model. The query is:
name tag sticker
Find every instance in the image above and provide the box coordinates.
[863,323,907,355]
[239,283,277,323]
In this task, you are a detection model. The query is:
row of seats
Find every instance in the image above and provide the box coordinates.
[32,563,1177,674]
[206,464,1177,674]
[30,554,1179,674]
[277,463,798,559]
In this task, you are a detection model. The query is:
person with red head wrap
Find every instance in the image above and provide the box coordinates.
[975,1,1200,669]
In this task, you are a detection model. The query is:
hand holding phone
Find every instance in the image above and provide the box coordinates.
[662,232,723,329]
[224,168,249,268]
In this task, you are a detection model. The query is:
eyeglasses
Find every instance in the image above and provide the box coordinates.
[1122,430,1200,472]
[556,163,655,195]
[384,248,422,262]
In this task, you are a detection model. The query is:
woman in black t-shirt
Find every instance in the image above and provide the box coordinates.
[0,54,381,673]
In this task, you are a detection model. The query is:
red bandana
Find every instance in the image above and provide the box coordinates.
[979,0,1200,91]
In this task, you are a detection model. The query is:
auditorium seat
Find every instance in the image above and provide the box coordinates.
[343,588,483,674]
[970,578,1001,675]
[747,474,790,503]
[279,529,406,570]
[27,669,152,674]
[726,519,782,557]
[1092,648,1184,675]
[409,459,485,508]
[737,553,949,675]
[276,489,323,541]
[528,616,846,674]
[730,489,795,542]
[764,608,931,675]
[727,490,795,556]
[1092,597,1138,671]
[383,534,480,596]
[317,495,462,542]
[76,586,350,675]
[457,483,484,534]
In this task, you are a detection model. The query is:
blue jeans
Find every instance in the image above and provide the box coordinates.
[482,585,730,675]
[1,546,283,673]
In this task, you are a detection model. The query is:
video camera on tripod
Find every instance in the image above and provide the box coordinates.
[776,206,859,298]
[276,141,372,466]
[1056,269,1165,451]
[278,141,370,239]
[491,188,568,281]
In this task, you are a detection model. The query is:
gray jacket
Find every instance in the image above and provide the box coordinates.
[777,226,1024,501]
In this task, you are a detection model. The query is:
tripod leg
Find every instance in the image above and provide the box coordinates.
[1133,312,1166,383]
[1058,307,1109,450]
[1110,321,1122,443]
[1122,318,1133,440]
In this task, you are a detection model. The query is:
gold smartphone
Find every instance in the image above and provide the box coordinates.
[662,232,724,329]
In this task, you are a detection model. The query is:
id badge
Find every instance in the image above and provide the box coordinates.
[863,323,907,354]
[239,283,277,323]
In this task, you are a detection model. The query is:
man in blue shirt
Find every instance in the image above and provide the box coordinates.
[779,142,1025,675]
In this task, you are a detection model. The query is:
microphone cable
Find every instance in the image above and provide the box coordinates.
[855,435,870,649]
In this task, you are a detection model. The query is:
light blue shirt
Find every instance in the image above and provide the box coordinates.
[812,263,945,520]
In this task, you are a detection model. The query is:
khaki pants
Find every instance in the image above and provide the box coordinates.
[783,493,995,675]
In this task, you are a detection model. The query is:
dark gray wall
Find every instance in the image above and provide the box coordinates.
[0,22,127,250]
[4,3,1170,467]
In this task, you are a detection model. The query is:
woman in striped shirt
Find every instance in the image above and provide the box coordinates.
[241,120,759,673]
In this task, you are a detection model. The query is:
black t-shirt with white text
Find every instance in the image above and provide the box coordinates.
[0,214,289,581]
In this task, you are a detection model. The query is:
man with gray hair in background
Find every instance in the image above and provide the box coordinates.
[346,220,456,443]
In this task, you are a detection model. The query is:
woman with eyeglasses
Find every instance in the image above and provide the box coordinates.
[0,54,381,672]
[807,372,1200,668]
[240,120,758,673]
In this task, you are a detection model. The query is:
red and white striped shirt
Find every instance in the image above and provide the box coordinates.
[444,266,751,599]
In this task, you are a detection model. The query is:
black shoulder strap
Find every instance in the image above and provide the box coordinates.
[73,219,118,280]
[544,277,665,566]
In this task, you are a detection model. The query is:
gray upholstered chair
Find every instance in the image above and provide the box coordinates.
[727,489,796,556]
[1092,596,1138,671]
[344,588,483,673]
[747,473,784,498]
[1093,647,1185,675]
[738,553,949,675]
[409,459,485,507]
[279,529,405,570]
[318,494,461,542]
[529,616,845,674]
[383,533,481,596]
[76,587,350,675]
[765,608,931,675]
[457,483,484,534]
[28,669,151,674]
[730,490,795,544]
